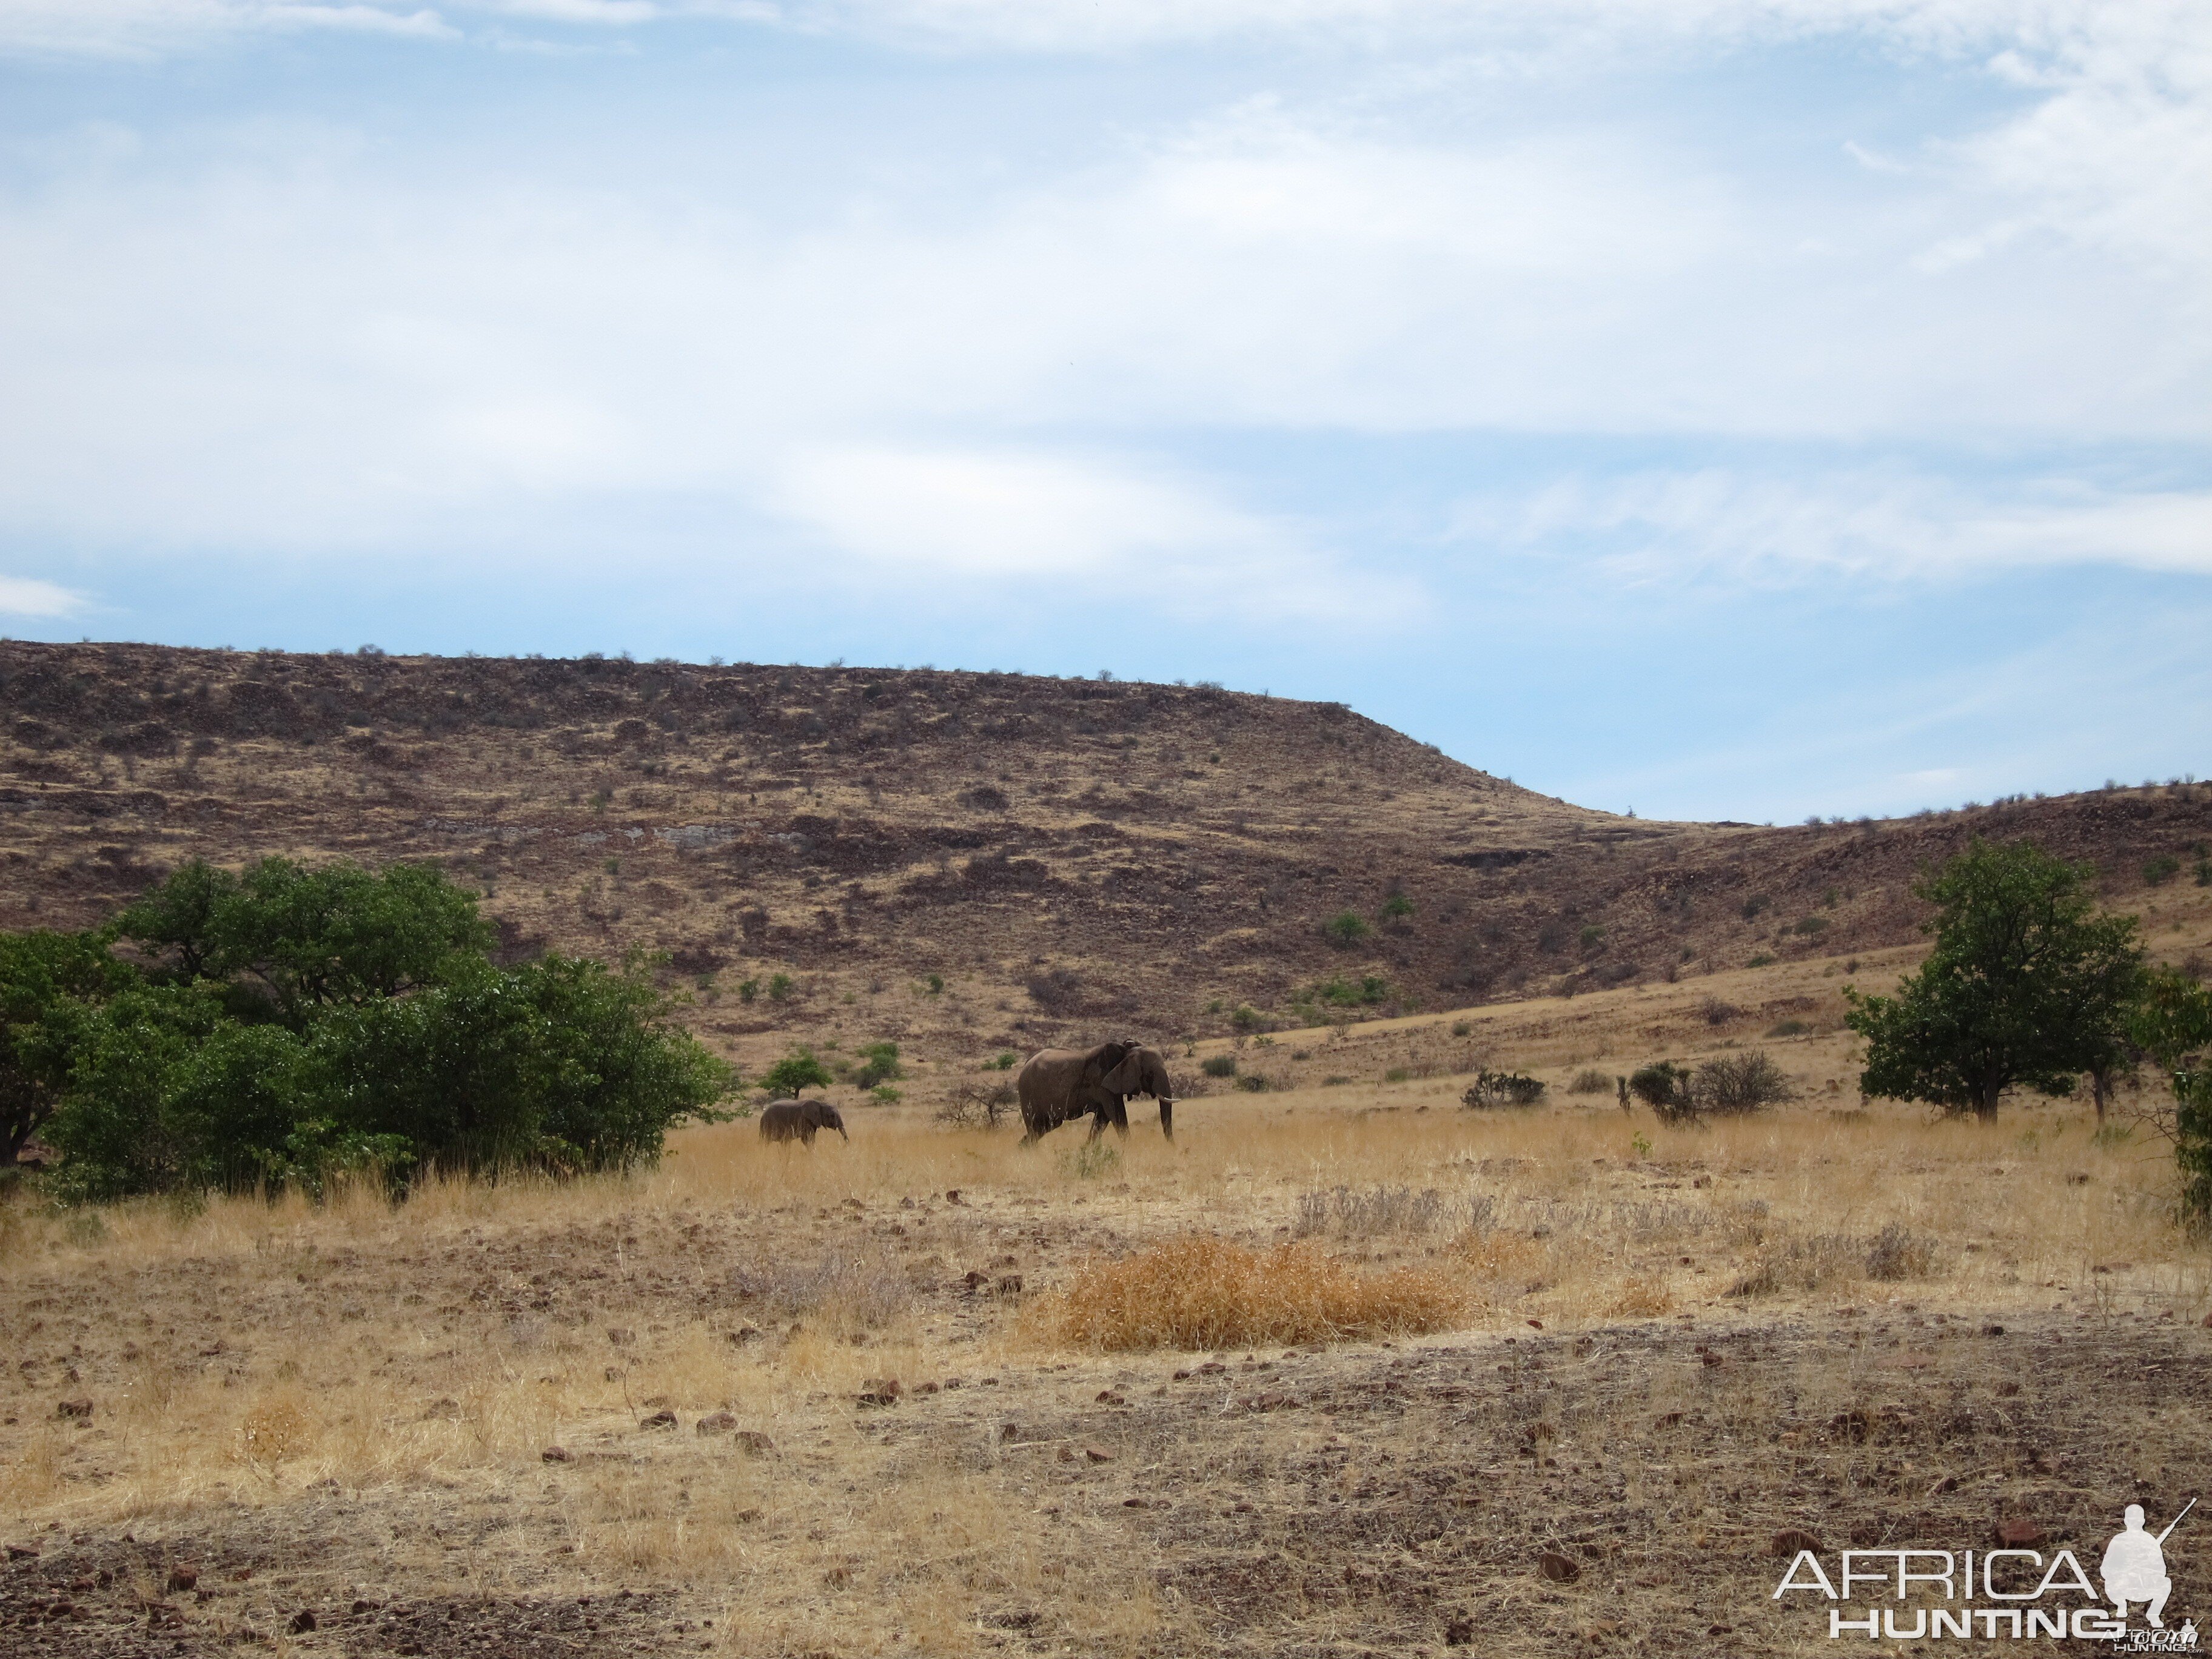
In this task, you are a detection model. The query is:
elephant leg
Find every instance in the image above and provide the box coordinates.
[1110,1101,1130,1138]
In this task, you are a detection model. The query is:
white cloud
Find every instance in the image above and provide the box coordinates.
[0,2,454,56]
[769,444,1407,619]
[1464,470,2212,581]
[0,575,87,617]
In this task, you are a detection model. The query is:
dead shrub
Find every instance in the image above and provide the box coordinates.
[1293,1185,1452,1239]
[1567,1068,1613,1095]
[936,1082,1016,1128]
[1699,996,1743,1026]
[1697,1049,1795,1114]
[1608,1272,1675,1316]
[1033,1236,1466,1351]
[1864,1222,1937,1281]
[727,1250,912,1328]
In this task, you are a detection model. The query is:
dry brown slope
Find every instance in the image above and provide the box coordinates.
[2,640,2207,1078]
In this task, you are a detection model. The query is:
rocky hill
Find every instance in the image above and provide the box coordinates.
[4,640,2208,1082]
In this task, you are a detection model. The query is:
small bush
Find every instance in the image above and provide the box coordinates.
[766,972,794,1002]
[728,1249,911,1329]
[1628,1061,1698,1125]
[1035,1236,1466,1350]
[1450,1020,1472,1037]
[1382,1067,1409,1083]
[988,1051,1018,1070]
[1201,1054,1238,1078]
[1230,1004,1268,1033]
[852,1041,903,1088]
[1698,996,1741,1027]
[1567,1068,1612,1094]
[1863,1222,1937,1281]
[1697,1050,1795,1113]
[1578,925,1605,950]
[1236,1074,1270,1093]
[1324,912,1372,947]
[1791,915,1829,936]
[870,1085,903,1105]
[1741,895,1770,919]
[1380,894,1414,922]
[1746,952,1776,968]
[1765,1018,1811,1037]
[2145,854,2182,887]
[1312,974,1389,1007]
[1462,1070,1545,1108]
[1321,1075,1350,1087]
[936,1081,1016,1128]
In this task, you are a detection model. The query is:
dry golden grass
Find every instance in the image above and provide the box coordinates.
[1033,1235,1467,1350]
[5,1006,2212,1654]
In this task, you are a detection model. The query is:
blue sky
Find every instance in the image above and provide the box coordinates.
[2,2,2207,823]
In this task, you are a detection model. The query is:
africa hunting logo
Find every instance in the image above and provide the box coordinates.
[1773,1500,2197,1647]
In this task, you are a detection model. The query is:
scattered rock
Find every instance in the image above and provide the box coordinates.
[639,1409,679,1430]
[1085,1446,1114,1463]
[736,1430,775,1456]
[1827,1408,1871,1441]
[1700,1350,1724,1368]
[1195,1361,1226,1376]
[728,1324,762,1346]
[994,1273,1024,1296]
[1095,1389,1127,1406]
[1172,1369,1192,1381]
[859,1377,902,1407]
[962,1270,989,1290]
[423,1398,462,1420]
[289,1609,318,1634]
[695,1411,739,1435]
[1444,1617,1476,1646]
[1927,1474,1960,1495]
[1994,1381,2021,1397]
[1538,1550,1582,1583]
[1771,1529,1821,1556]
[1994,1518,2045,1548]
[541,1445,571,1463]
[55,1398,93,1419]
[737,1507,762,1523]
[915,1380,939,1395]
[606,1327,637,1347]
[166,1564,198,1593]
[1526,1318,1544,1330]
[982,1609,1040,1631]
[1982,1323,2006,1336]
[5,1543,39,1561]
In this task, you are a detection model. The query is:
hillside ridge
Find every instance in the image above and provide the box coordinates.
[4,640,2207,1079]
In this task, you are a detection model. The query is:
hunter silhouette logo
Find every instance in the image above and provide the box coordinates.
[1772,1498,2199,1646]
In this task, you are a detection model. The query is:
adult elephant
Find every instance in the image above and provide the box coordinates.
[759,1098,847,1145]
[1017,1041,1178,1144]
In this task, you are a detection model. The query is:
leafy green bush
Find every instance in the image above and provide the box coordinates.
[1380,894,1414,922]
[870,1085,903,1106]
[988,1051,1019,1070]
[1324,913,1371,947]
[1230,1004,1268,1033]
[1201,1055,1238,1078]
[1791,915,1829,936]
[1627,1062,1695,1123]
[2145,854,2181,886]
[737,978,760,1003]
[1746,952,1776,968]
[1578,925,1605,950]
[852,1042,903,1088]
[1310,974,1389,1007]
[766,973,795,1002]
[28,859,734,1203]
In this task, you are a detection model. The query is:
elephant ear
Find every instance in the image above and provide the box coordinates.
[1085,1041,1133,1084]
[1101,1048,1161,1096]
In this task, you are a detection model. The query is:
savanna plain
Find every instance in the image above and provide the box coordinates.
[7,953,2211,1659]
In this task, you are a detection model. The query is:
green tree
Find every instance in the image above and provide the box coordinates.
[2128,967,2212,1225]
[121,857,492,1029]
[1845,839,2144,1119]
[0,927,139,1166]
[851,1042,902,1088]
[762,1047,834,1096]
[1324,912,1371,947]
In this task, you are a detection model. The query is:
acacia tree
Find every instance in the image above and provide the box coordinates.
[2128,967,2212,1225]
[1845,839,2143,1120]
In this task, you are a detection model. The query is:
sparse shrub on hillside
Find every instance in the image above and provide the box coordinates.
[1697,1050,1795,1113]
[2145,854,2181,886]
[1741,895,1771,920]
[1698,996,1741,1026]
[1567,1068,1612,1094]
[1863,1222,1937,1281]
[870,1085,903,1105]
[1035,1236,1465,1350]
[1380,894,1414,923]
[1450,1020,1472,1037]
[988,1051,1018,1070]
[1230,1004,1269,1033]
[766,973,794,1002]
[1200,1055,1238,1078]
[762,1047,834,1096]
[851,1042,902,1088]
[1462,1070,1545,1108]
[1578,925,1604,950]
[1325,912,1371,947]
[1766,1017,1811,1037]
[1746,952,1776,968]
[1236,1074,1270,1092]
[737,977,759,1003]
[1791,915,1829,936]
[936,1080,1016,1128]
[1310,974,1388,1008]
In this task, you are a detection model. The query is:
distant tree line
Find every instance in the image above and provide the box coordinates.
[1,858,733,1202]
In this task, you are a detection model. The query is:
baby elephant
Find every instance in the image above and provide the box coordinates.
[759,1098,847,1145]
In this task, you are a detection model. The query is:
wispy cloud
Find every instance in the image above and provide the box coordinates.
[0,575,87,618]
[1461,471,2212,583]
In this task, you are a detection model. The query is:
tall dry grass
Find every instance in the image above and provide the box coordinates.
[1032,1235,1467,1350]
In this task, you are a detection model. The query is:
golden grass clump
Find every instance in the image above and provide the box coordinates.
[1034,1234,1466,1351]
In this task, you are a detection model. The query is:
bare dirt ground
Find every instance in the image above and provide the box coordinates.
[7,973,2211,1657]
